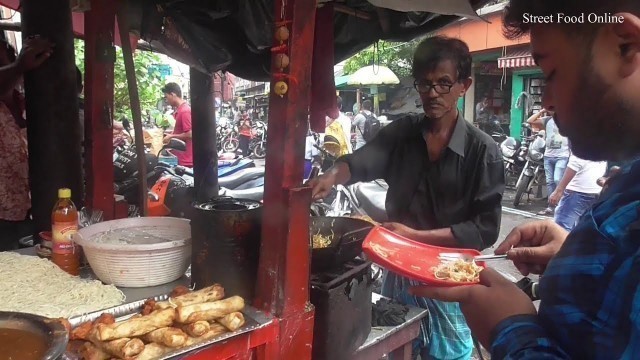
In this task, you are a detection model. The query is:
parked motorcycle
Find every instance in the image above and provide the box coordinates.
[113,138,187,216]
[513,133,546,207]
[147,164,265,217]
[249,121,267,159]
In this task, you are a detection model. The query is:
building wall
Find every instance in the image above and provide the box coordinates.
[437,12,530,52]
[212,72,235,102]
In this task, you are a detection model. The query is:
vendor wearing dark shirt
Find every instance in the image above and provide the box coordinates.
[309,36,504,360]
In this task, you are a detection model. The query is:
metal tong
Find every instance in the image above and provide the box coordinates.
[438,253,507,262]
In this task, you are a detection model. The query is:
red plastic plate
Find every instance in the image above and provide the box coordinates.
[362,226,485,286]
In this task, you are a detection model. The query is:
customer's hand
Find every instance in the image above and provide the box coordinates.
[17,36,54,71]
[409,268,536,349]
[548,189,563,207]
[495,220,568,276]
[308,173,337,200]
[382,222,417,239]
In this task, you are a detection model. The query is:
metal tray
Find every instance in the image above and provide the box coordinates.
[64,293,274,360]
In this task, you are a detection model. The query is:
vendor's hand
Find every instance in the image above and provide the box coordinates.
[548,189,563,207]
[409,268,536,349]
[495,220,568,276]
[17,36,54,71]
[308,173,336,200]
[597,166,622,189]
[382,222,417,240]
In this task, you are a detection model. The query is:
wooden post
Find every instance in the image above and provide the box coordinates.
[190,67,218,202]
[254,0,317,358]
[117,8,148,216]
[21,0,83,234]
[84,0,116,219]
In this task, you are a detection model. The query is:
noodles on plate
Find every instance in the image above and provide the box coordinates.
[0,252,125,318]
[431,259,483,282]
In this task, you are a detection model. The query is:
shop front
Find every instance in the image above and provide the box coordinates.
[497,48,544,139]
[472,55,513,134]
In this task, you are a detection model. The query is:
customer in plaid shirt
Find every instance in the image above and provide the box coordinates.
[410,0,640,359]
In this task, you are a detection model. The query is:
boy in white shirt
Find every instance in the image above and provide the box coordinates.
[549,154,607,231]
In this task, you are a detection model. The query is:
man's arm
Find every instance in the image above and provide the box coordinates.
[0,38,53,94]
[449,151,505,250]
[310,118,401,199]
[169,130,192,141]
[491,316,571,359]
[548,162,578,207]
[336,118,400,183]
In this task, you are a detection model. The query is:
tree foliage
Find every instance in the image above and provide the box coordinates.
[343,40,418,78]
[74,39,164,121]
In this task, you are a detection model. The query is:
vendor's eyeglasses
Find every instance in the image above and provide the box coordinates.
[413,80,455,95]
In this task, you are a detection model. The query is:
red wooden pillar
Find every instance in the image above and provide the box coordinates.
[84,0,116,219]
[254,0,317,359]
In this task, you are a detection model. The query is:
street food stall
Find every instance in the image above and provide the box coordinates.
[0,0,489,359]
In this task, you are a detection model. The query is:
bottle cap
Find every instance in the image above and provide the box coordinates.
[58,188,72,199]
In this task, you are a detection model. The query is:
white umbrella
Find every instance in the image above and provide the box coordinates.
[348,65,399,115]
[347,65,400,86]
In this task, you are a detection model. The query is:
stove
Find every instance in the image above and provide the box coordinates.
[310,259,373,360]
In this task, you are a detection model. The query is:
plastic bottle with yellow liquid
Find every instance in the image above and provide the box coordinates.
[51,188,80,275]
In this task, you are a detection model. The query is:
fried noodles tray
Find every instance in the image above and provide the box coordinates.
[63,293,274,360]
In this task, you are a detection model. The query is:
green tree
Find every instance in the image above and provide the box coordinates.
[343,40,418,78]
[74,39,164,121]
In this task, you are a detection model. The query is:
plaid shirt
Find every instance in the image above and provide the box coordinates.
[492,159,640,359]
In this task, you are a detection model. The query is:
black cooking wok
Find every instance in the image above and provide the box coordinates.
[310,217,373,273]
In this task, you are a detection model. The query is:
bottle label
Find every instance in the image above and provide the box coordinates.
[52,221,78,255]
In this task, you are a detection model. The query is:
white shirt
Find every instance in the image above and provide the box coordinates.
[305,135,320,160]
[566,155,607,194]
[544,117,570,158]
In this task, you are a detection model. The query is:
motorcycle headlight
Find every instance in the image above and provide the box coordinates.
[529,138,546,161]
[500,144,516,158]
[530,150,544,161]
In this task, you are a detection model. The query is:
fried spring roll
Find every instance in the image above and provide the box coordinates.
[95,308,176,341]
[80,342,111,360]
[184,323,229,347]
[156,284,225,309]
[97,338,145,359]
[142,327,188,348]
[181,321,210,337]
[216,312,245,332]
[176,296,245,323]
[131,343,172,360]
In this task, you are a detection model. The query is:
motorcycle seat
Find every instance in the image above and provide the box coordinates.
[218,167,265,189]
[353,181,389,222]
[220,186,264,202]
[233,177,265,190]
[218,159,255,177]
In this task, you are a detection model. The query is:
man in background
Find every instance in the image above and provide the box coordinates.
[549,154,607,231]
[335,95,352,153]
[527,108,570,215]
[162,82,193,167]
[475,96,490,130]
[352,99,376,150]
